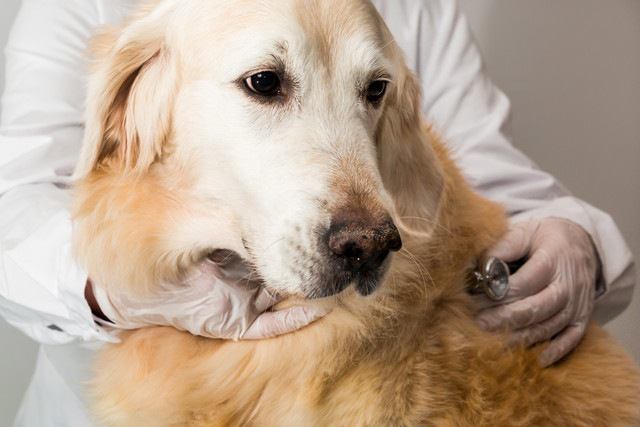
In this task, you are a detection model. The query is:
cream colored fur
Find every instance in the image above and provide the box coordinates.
[73,1,640,425]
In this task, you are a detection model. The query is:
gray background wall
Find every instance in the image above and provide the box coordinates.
[0,0,638,424]
[1,2,39,424]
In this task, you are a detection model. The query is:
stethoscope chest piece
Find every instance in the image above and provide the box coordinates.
[470,256,510,301]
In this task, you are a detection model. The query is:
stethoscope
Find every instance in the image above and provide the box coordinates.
[469,257,525,301]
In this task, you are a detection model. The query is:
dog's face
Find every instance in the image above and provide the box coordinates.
[76,0,443,299]
[171,0,403,298]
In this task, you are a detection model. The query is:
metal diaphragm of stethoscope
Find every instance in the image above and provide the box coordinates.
[469,256,515,301]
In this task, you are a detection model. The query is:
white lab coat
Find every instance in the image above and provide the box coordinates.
[0,0,635,425]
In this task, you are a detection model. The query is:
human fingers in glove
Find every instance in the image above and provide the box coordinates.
[86,252,327,341]
[474,218,600,367]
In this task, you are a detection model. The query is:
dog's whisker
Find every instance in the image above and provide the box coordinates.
[218,251,238,265]
[262,237,285,253]
[398,216,453,236]
[400,248,434,290]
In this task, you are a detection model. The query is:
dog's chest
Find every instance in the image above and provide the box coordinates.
[304,350,439,426]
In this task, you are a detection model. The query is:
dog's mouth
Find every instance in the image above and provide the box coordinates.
[304,254,393,299]
[209,249,245,268]
[208,248,391,300]
[207,249,259,284]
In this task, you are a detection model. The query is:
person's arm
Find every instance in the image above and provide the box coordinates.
[381,0,635,323]
[0,0,118,344]
[377,0,635,365]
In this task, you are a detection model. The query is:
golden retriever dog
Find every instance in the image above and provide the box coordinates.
[72,0,640,425]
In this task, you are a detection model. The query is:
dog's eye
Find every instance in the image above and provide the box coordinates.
[365,80,388,104]
[244,71,282,97]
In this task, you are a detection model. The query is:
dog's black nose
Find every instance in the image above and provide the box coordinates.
[327,216,402,274]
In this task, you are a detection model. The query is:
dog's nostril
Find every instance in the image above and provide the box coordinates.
[328,235,362,259]
[327,218,402,273]
[388,232,402,252]
[342,240,363,259]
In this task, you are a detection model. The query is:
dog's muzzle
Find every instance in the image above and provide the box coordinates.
[314,214,402,298]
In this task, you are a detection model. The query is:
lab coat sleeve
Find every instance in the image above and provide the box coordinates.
[385,0,635,324]
[0,0,116,344]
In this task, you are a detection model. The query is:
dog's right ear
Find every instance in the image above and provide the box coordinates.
[74,6,178,179]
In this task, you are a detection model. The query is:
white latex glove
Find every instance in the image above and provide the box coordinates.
[91,254,327,340]
[474,218,599,367]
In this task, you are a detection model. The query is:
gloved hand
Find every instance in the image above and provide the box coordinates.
[474,218,600,367]
[90,253,328,340]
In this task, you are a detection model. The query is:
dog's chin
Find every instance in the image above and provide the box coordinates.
[304,258,392,300]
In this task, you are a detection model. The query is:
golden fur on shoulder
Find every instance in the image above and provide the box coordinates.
[73,1,640,425]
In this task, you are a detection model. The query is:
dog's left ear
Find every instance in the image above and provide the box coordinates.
[75,7,178,179]
[376,62,445,236]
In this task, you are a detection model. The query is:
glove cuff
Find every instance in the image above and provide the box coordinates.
[91,282,146,330]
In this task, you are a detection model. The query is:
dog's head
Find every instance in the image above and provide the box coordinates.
[75,0,443,299]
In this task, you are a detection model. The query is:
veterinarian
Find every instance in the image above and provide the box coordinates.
[0,0,635,425]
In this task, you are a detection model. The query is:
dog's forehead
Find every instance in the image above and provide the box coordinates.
[179,0,388,76]
[292,0,386,66]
